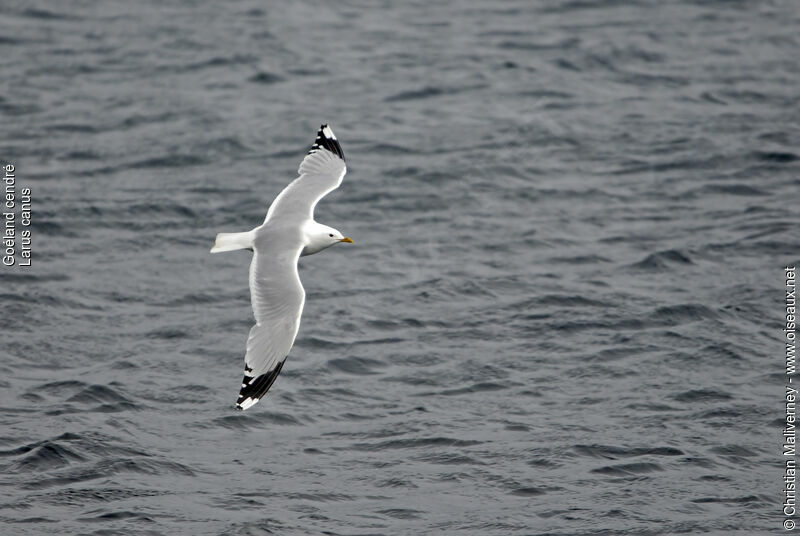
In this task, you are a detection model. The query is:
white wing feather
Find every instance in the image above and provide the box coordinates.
[265,126,347,224]
[236,234,305,410]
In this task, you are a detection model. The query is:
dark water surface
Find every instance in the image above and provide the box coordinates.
[1,1,797,534]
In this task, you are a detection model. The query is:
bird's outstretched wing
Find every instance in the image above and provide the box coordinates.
[264,124,347,224]
[236,233,305,410]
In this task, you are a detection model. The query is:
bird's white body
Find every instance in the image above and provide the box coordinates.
[210,221,345,256]
[210,124,351,410]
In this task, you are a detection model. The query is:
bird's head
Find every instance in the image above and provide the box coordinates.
[321,225,353,245]
[302,223,353,256]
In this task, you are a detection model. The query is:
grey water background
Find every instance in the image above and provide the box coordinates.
[0,0,797,534]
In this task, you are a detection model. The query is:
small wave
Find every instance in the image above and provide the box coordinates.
[365,317,440,330]
[548,254,612,265]
[454,280,496,298]
[385,86,445,102]
[126,201,197,218]
[36,486,161,507]
[199,136,252,157]
[520,89,575,101]
[0,272,70,283]
[22,8,77,20]
[388,375,444,388]
[118,111,180,130]
[696,408,742,419]
[591,462,664,476]
[504,423,529,432]
[33,380,88,396]
[284,491,353,502]
[81,511,155,523]
[139,383,212,405]
[374,478,418,489]
[0,100,41,116]
[224,519,288,534]
[327,356,386,375]
[737,239,796,256]
[715,89,769,104]
[287,67,330,76]
[6,517,58,524]
[378,508,424,519]
[753,150,798,163]
[630,249,693,270]
[528,458,559,468]
[66,385,131,405]
[2,432,178,487]
[62,457,195,487]
[587,346,645,363]
[691,495,761,504]
[650,304,718,325]
[62,150,102,160]
[28,219,74,237]
[708,445,757,458]
[0,292,99,311]
[384,84,488,103]
[672,388,732,402]
[509,486,547,496]
[363,142,417,155]
[297,387,367,403]
[613,154,727,174]
[81,402,139,414]
[0,35,27,45]
[302,336,340,350]
[698,91,728,105]
[248,71,284,84]
[697,473,731,481]
[384,165,422,177]
[170,54,257,73]
[415,452,484,465]
[145,327,189,340]
[209,412,303,430]
[11,443,87,472]
[573,444,684,458]
[28,382,138,414]
[700,342,744,362]
[352,337,406,346]
[700,183,769,196]
[438,382,508,396]
[49,123,98,133]
[549,316,644,333]
[350,437,482,451]
[125,155,209,170]
[526,294,609,308]
[497,37,580,50]
[540,0,637,13]
[554,58,581,72]
[158,292,227,307]
[619,70,689,88]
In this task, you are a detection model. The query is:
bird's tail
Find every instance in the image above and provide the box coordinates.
[210,231,255,253]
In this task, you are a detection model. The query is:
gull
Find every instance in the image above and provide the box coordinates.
[210,124,352,410]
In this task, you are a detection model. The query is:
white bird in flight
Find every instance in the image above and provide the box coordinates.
[210,124,352,410]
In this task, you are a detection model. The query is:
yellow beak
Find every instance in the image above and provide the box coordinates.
[339,237,354,243]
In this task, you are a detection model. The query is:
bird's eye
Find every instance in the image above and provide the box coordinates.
[329,233,334,237]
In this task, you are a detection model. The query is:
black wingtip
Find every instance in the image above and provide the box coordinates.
[235,360,285,410]
[308,124,345,162]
